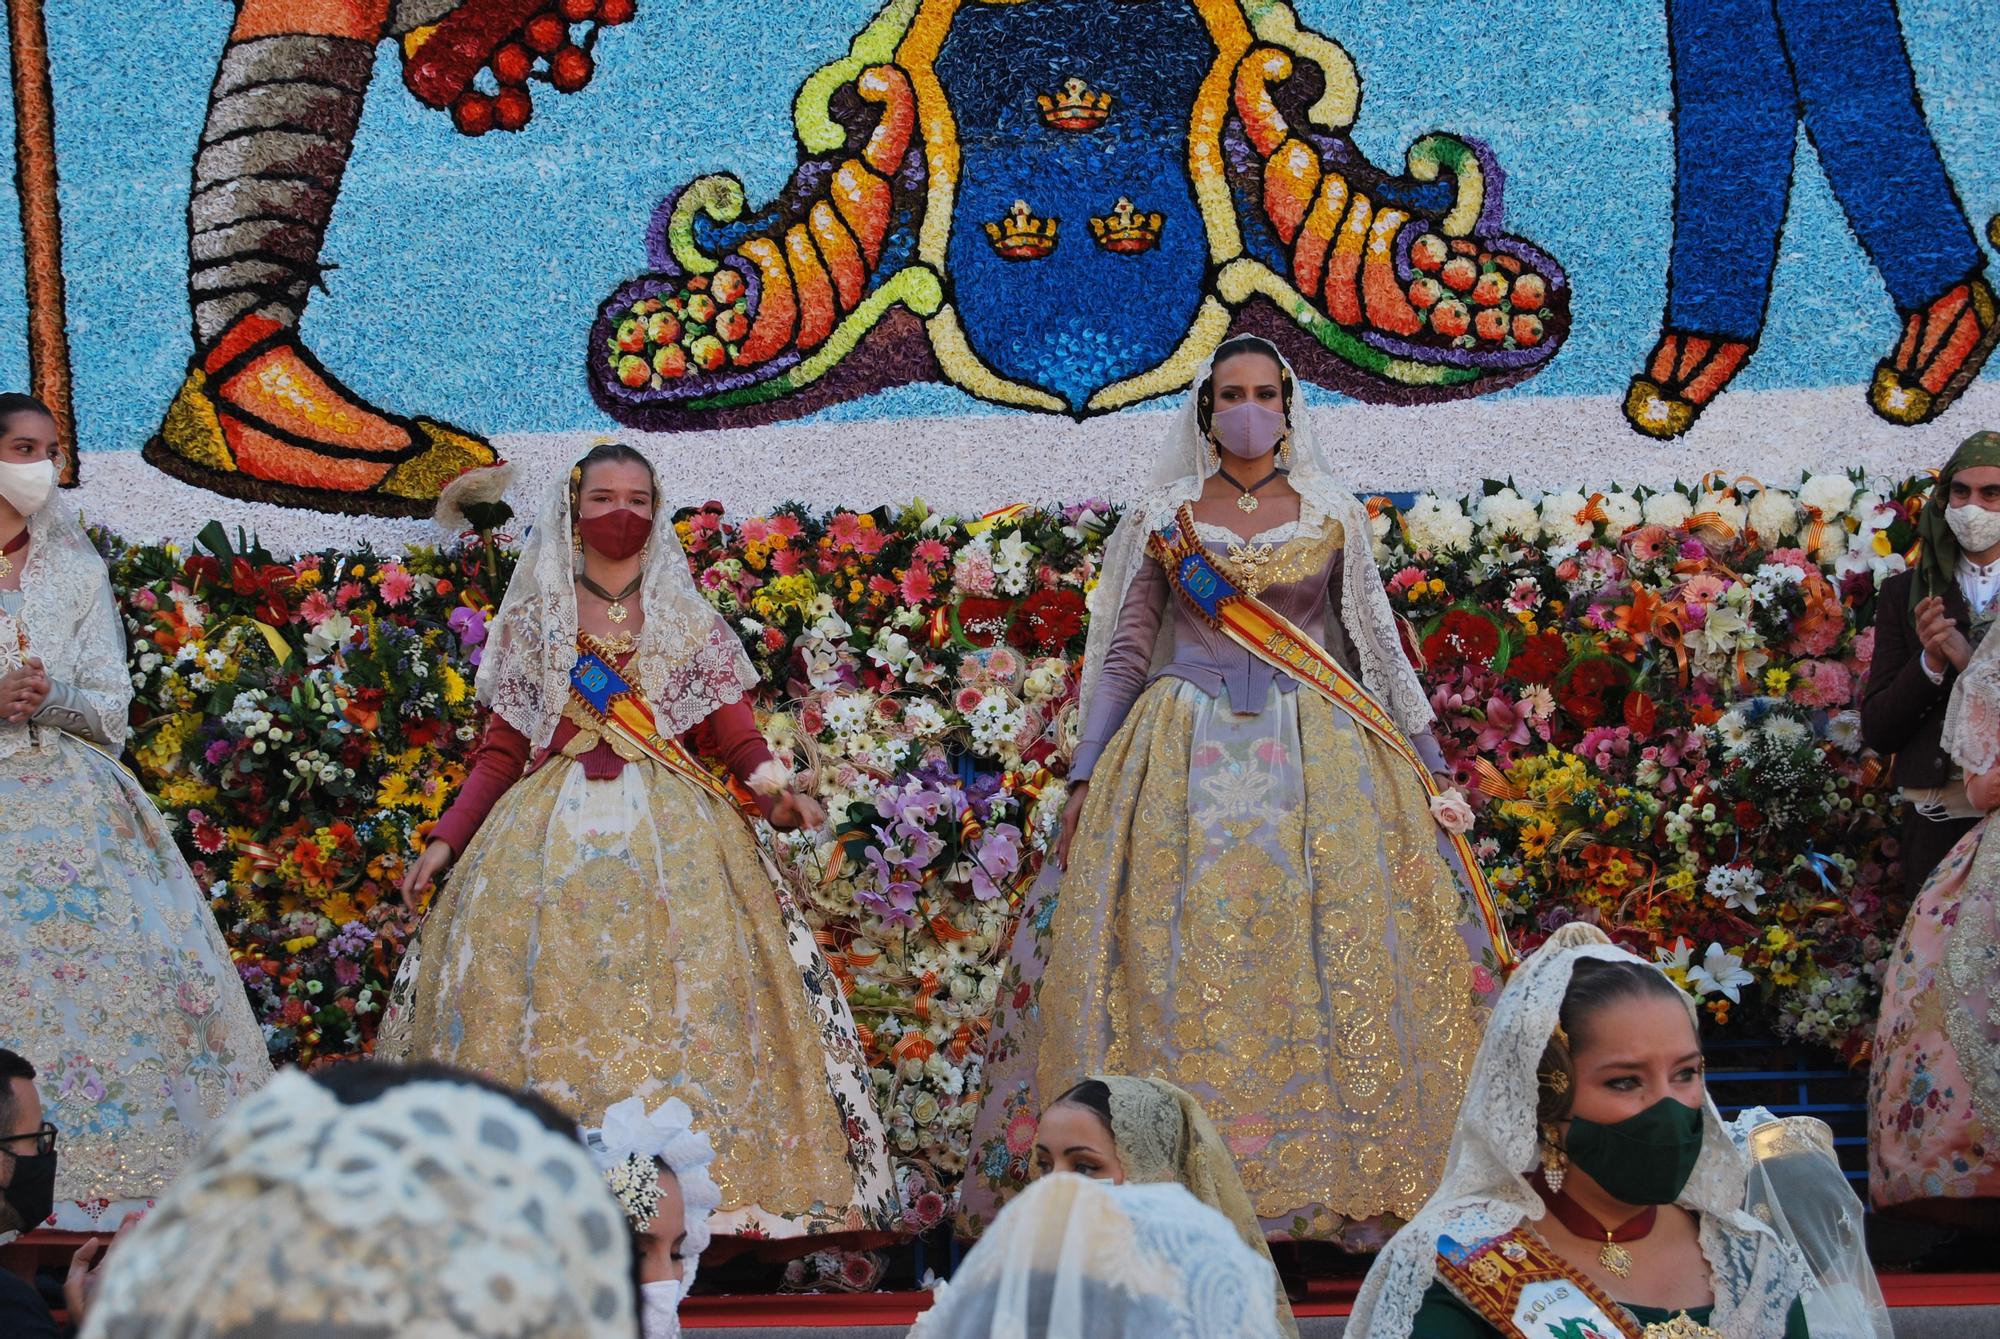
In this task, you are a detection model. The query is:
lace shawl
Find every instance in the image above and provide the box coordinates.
[475,466,758,748]
[1079,345,1433,744]
[0,494,131,764]
[1346,924,1811,1339]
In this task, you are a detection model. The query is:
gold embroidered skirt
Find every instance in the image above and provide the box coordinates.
[963,678,1499,1243]
[383,756,897,1235]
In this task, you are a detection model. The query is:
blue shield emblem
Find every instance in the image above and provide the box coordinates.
[934,0,1214,414]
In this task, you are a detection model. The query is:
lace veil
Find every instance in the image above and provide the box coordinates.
[79,1069,636,1339]
[1727,1109,1893,1339]
[1079,337,1434,740]
[1094,1075,1298,1337]
[911,1174,1282,1339]
[1941,621,2000,776]
[1345,923,1810,1339]
[476,457,758,747]
[0,491,131,764]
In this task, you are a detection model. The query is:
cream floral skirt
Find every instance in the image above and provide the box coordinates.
[0,734,270,1227]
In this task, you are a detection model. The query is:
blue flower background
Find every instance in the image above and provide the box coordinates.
[0,0,1996,458]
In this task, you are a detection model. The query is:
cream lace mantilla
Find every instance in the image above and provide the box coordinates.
[477,467,758,749]
[80,1070,635,1338]
[1346,924,1811,1339]
[1081,345,1433,742]
[0,495,131,765]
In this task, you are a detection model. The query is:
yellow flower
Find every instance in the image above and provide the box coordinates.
[439,663,468,706]
[377,773,413,808]
[1519,817,1558,858]
[351,564,366,578]
[1872,530,1893,557]
[1763,925,1797,953]
[283,935,319,954]
[291,568,322,590]
[1763,667,1793,695]
[1427,578,1446,595]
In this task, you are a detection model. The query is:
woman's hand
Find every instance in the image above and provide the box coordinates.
[769,788,828,832]
[0,656,49,723]
[1968,769,2000,813]
[1056,781,1090,870]
[399,839,455,906]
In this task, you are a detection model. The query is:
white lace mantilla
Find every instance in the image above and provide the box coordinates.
[80,1071,635,1338]
[0,495,131,765]
[1082,347,1434,742]
[1345,924,1812,1339]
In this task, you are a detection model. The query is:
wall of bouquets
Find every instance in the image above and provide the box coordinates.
[99,469,1926,1225]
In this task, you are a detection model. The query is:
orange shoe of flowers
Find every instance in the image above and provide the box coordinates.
[1623,332,1753,440]
[145,314,495,516]
[1869,275,1999,426]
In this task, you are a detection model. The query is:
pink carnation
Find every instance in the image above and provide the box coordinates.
[1790,659,1854,709]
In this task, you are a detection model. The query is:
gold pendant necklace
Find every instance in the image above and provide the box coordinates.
[1598,1238,1634,1278]
[1216,464,1284,513]
[578,572,643,624]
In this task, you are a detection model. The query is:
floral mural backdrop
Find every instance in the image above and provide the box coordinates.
[105,470,1920,1221]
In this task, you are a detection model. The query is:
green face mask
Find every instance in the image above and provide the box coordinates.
[1564,1097,1704,1205]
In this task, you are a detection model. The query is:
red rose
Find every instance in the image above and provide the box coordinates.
[1422,609,1501,669]
[1506,629,1570,686]
[1733,801,1762,830]
[1008,588,1087,653]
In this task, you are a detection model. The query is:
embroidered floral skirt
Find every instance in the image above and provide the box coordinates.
[1870,819,2000,1220]
[0,736,271,1228]
[380,756,897,1236]
[960,679,1501,1245]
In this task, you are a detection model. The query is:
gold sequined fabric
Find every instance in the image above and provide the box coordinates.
[1035,679,1488,1233]
[392,755,897,1234]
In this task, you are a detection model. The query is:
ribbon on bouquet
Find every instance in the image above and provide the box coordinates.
[1150,505,1513,965]
[568,644,753,813]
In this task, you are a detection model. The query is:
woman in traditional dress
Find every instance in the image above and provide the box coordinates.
[0,393,271,1231]
[0,399,270,1239]
[962,337,1507,1247]
[1348,923,1811,1339]
[1867,592,2000,1228]
[1032,1075,1297,1336]
[383,442,896,1237]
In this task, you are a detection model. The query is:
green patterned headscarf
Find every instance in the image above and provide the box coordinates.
[1916,429,2000,607]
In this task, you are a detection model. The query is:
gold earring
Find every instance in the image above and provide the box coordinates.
[1540,1068,1569,1096]
[1539,1123,1566,1193]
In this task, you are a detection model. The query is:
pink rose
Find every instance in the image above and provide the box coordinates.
[1430,789,1476,833]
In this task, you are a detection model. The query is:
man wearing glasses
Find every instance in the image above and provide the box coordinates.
[2,1049,114,1336]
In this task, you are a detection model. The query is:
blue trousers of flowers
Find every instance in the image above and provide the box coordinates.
[1664,0,1983,342]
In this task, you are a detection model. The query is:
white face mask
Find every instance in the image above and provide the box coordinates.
[1946,502,2000,555]
[639,1278,684,1339]
[0,458,54,517]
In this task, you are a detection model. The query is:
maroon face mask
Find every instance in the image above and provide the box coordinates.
[577,508,653,560]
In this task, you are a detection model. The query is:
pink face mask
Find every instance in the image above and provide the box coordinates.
[1210,402,1286,461]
